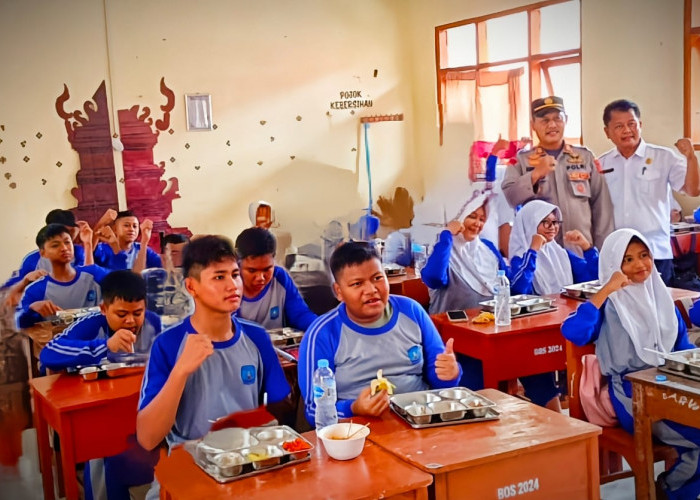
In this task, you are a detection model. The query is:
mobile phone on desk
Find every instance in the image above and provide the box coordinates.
[446,310,469,322]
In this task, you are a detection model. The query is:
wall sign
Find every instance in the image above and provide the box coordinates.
[329,91,373,110]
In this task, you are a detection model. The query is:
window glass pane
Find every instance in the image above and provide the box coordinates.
[445,24,476,68]
[484,12,528,62]
[541,62,581,140]
[538,0,580,54]
[693,0,700,28]
[477,62,530,140]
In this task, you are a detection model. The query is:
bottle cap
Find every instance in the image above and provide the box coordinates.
[655,374,667,382]
[497,270,505,277]
[317,359,329,368]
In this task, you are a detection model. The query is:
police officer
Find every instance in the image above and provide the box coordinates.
[502,96,614,254]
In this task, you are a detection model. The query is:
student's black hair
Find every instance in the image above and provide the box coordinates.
[182,235,237,278]
[235,227,277,260]
[329,241,381,280]
[603,99,641,126]
[101,270,147,305]
[115,210,136,221]
[35,223,71,249]
[627,235,649,252]
[160,233,189,253]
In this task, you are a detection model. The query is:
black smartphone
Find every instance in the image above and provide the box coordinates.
[446,310,469,322]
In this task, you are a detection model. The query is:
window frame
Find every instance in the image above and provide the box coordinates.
[434,0,581,145]
[684,0,700,149]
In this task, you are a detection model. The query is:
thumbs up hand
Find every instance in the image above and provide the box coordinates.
[435,338,460,381]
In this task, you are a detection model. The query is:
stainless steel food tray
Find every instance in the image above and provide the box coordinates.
[267,327,304,346]
[77,362,145,381]
[561,280,602,300]
[655,348,700,381]
[390,387,500,429]
[479,294,557,318]
[186,425,314,483]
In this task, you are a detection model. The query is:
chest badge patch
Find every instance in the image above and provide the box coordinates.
[241,365,256,385]
[407,345,422,365]
[87,290,97,302]
[270,306,280,320]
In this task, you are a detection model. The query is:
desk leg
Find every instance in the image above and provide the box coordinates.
[632,382,655,500]
[33,394,55,500]
[482,366,500,390]
[58,415,80,500]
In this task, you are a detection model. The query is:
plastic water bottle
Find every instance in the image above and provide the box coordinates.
[494,269,511,327]
[313,359,338,433]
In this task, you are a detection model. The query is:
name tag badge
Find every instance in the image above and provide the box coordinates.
[570,180,591,198]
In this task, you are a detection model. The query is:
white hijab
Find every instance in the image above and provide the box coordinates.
[599,229,677,366]
[450,194,499,296]
[509,200,572,295]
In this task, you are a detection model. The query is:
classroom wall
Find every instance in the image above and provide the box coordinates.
[0,0,418,279]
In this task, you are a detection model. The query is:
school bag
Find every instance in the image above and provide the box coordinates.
[579,353,618,427]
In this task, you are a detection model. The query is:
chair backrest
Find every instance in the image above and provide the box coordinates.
[565,339,596,421]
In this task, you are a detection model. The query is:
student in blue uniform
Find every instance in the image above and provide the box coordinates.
[40,270,162,371]
[136,235,291,452]
[94,210,161,272]
[562,229,700,500]
[3,208,86,289]
[298,241,461,426]
[509,199,599,295]
[421,194,561,410]
[16,224,108,328]
[234,227,317,330]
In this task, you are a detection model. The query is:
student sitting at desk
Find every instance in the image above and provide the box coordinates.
[298,241,461,426]
[136,235,291,452]
[509,199,599,296]
[16,223,108,328]
[234,227,317,330]
[94,210,161,272]
[562,229,700,500]
[40,270,161,371]
[2,208,87,289]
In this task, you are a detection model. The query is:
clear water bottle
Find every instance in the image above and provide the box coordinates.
[494,269,511,327]
[313,359,338,433]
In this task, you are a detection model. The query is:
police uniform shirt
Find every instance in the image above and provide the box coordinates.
[236,266,317,331]
[40,310,162,371]
[599,140,687,260]
[298,295,461,426]
[501,143,614,253]
[16,265,108,328]
[138,316,290,447]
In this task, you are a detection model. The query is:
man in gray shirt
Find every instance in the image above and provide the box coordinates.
[502,96,614,254]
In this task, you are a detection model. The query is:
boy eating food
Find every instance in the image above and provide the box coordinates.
[298,241,461,426]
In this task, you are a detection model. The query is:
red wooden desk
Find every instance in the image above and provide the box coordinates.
[156,431,432,500]
[358,389,601,500]
[626,368,700,500]
[388,268,429,309]
[432,294,581,388]
[30,372,143,500]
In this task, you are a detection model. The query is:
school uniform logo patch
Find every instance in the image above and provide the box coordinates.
[241,365,256,385]
[86,290,97,302]
[270,306,280,320]
[407,345,422,364]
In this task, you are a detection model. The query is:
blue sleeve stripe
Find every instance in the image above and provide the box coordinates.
[43,342,108,358]
[510,251,533,285]
[301,310,340,418]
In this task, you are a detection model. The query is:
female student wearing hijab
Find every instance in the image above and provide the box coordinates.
[421,195,561,410]
[562,228,700,500]
[509,200,598,295]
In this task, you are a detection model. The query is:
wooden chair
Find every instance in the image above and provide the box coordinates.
[565,340,677,492]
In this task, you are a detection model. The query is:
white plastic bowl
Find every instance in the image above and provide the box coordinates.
[318,423,370,461]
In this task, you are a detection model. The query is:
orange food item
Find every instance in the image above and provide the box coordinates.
[282,438,311,452]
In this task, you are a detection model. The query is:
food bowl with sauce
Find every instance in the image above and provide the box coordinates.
[317,422,370,461]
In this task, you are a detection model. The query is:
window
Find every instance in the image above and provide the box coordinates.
[685,0,700,147]
[435,0,581,145]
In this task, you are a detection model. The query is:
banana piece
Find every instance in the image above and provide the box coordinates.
[472,311,495,324]
[370,369,396,396]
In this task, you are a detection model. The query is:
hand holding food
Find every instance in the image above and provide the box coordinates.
[472,311,495,324]
[351,386,389,417]
[370,369,396,396]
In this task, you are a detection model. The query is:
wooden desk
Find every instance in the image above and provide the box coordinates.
[31,372,143,500]
[360,389,601,500]
[156,431,432,500]
[626,368,700,500]
[432,295,581,388]
[388,269,429,309]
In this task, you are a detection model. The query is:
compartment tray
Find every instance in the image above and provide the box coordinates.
[390,403,500,429]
